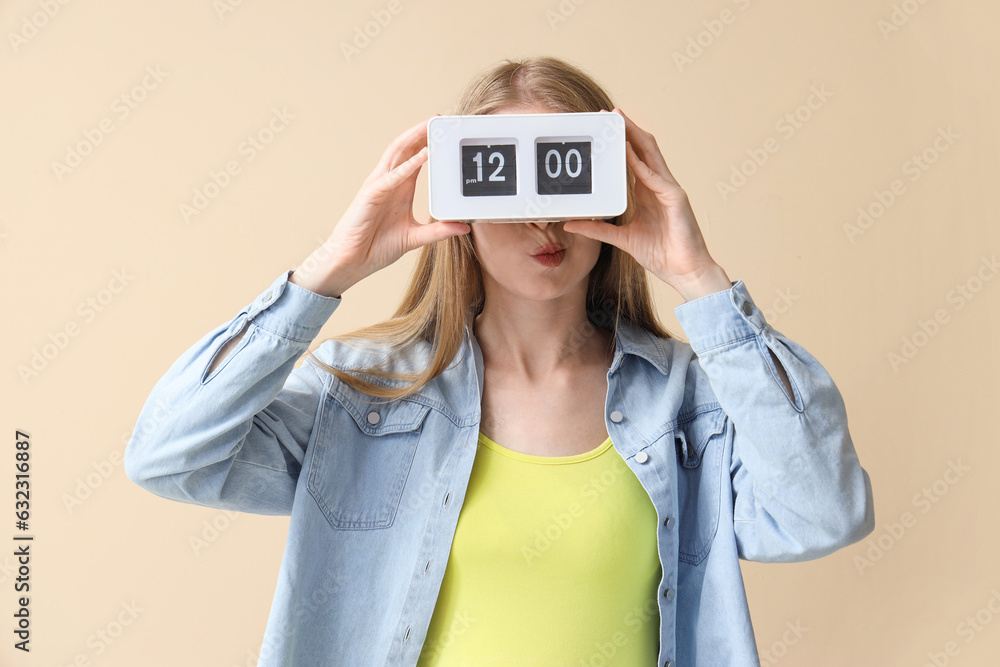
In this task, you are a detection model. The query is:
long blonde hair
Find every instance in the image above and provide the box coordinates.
[304,55,673,402]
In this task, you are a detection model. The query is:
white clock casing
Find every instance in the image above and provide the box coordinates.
[427,112,627,223]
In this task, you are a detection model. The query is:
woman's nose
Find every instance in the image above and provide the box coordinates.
[528,220,557,230]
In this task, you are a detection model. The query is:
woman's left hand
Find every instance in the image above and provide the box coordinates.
[562,108,733,302]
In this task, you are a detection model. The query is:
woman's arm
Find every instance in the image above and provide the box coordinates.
[125,113,470,513]
[675,281,875,562]
[123,270,341,514]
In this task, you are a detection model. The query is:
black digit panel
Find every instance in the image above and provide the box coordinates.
[462,144,516,196]
[535,141,592,195]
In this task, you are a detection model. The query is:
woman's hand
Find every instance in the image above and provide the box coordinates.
[290,115,471,298]
[562,108,732,302]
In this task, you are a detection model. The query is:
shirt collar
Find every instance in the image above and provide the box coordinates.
[611,318,672,375]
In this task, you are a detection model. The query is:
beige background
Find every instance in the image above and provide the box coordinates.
[2,0,997,665]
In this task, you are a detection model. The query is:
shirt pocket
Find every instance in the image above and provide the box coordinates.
[674,407,727,565]
[307,383,431,530]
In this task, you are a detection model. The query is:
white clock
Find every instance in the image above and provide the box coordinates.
[427,112,627,223]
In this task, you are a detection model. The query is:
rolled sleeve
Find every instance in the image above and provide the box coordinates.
[674,280,763,354]
[246,270,342,342]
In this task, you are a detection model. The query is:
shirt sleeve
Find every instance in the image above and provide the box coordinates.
[123,270,341,515]
[673,280,876,562]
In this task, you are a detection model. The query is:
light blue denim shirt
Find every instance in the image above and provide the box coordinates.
[124,269,875,666]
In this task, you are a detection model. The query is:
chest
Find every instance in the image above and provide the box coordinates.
[478,366,611,457]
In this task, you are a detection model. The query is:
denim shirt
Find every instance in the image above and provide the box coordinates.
[124,269,875,667]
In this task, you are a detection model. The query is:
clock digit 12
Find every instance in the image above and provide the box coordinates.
[461,144,517,196]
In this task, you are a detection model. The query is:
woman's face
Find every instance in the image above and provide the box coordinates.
[469,105,605,304]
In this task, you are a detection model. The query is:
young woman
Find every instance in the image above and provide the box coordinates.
[125,56,875,666]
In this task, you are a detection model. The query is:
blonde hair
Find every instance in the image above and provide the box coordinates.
[304,55,673,402]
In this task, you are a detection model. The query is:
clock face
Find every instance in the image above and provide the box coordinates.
[428,112,626,222]
[535,141,592,195]
[461,144,516,196]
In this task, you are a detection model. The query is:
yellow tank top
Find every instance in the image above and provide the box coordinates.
[417,431,662,666]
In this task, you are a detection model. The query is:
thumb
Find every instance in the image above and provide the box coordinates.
[563,219,620,246]
[410,220,471,248]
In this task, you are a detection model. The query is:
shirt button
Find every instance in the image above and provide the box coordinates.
[664,516,675,529]
[609,410,623,423]
[742,301,752,316]
[443,491,451,508]
[261,288,276,305]
[424,559,431,575]
[664,661,675,667]
[664,587,676,601]
[367,411,380,425]
[403,625,411,641]
[635,451,649,464]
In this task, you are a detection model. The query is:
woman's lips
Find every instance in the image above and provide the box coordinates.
[531,243,565,255]
[532,249,565,267]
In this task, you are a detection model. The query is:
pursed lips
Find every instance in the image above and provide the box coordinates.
[530,243,566,256]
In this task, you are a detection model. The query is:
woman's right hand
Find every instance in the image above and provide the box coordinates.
[290,115,471,298]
